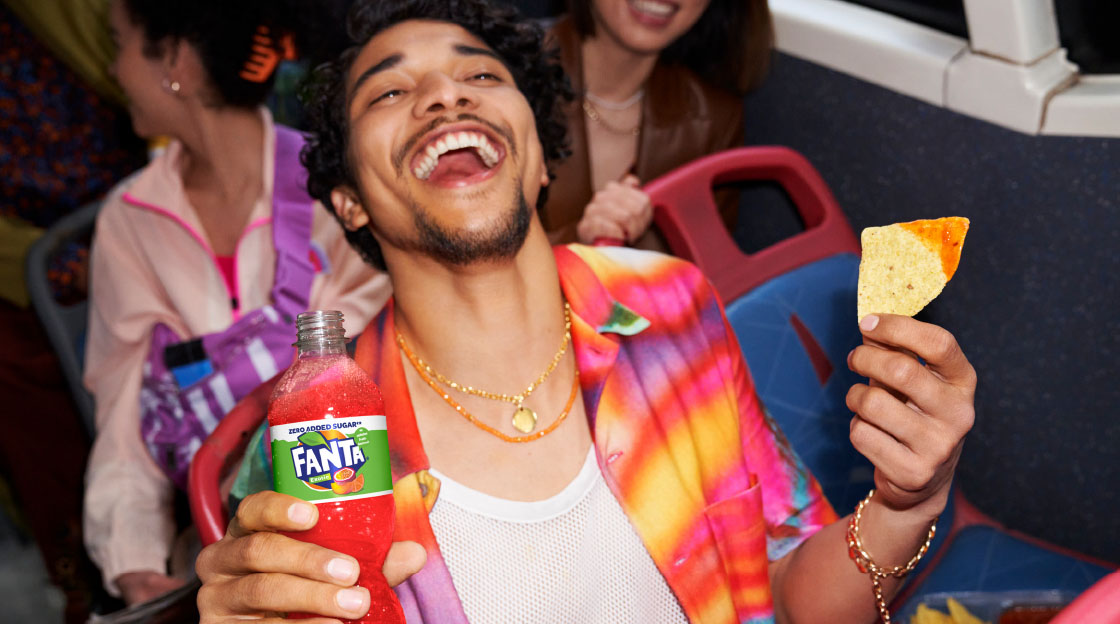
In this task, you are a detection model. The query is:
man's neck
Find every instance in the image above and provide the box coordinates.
[386,226,592,502]
[388,226,569,387]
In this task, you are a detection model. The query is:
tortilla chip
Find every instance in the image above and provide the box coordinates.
[857,217,969,320]
[945,597,988,624]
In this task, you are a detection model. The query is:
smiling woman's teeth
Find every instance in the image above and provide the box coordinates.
[631,0,673,17]
[413,131,500,180]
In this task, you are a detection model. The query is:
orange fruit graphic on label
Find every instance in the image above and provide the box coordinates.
[350,474,365,493]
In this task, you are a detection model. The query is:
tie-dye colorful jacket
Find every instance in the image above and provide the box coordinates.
[347,244,837,623]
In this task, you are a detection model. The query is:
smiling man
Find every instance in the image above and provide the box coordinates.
[195,1,977,623]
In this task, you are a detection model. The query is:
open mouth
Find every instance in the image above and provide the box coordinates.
[628,0,678,21]
[410,129,503,185]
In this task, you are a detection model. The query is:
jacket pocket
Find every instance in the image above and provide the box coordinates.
[702,476,774,621]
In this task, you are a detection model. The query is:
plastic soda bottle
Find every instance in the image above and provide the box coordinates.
[268,310,405,623]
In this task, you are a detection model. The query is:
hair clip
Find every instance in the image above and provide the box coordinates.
[240,25,297,83]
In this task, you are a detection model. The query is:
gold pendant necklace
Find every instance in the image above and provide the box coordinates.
[582,98,641,136]
[396,303,572,434]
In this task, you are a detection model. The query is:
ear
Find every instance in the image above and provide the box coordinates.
[160,38,195,94]
[330,186,370,231]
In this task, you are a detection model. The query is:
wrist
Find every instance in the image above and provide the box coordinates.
[847,489,940,622]
[857,491,940,564]
[876,479,952,526]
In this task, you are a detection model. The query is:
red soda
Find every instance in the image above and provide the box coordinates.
[268,310,405,623]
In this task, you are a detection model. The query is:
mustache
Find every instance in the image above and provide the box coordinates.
[392,113,516,175]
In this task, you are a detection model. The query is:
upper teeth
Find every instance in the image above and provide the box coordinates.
[631,0,673,17]
[412,131,501,180]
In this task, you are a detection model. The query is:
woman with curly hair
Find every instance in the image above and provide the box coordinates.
[544,0,771,249]
[83,0,389,605]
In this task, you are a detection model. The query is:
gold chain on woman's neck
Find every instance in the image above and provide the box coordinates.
[582,98,641,136]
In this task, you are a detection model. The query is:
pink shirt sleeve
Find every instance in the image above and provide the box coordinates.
[83,192,179,596]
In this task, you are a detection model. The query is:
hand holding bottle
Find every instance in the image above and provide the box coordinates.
[195,491,426,622]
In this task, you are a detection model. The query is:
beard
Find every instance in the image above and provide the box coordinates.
[406,183,532,266]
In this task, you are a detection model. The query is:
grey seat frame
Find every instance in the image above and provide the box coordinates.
[24,201,100,435]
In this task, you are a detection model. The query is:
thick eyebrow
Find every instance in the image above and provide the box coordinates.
[453,44,504,65]
[346,44,506,108]
[347,53,402,107]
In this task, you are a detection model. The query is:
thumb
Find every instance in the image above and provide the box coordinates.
[620,173,641,188]
[384,541,427,587]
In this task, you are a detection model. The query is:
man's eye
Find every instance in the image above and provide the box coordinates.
[371,89,404,105]
[469,72,502,82]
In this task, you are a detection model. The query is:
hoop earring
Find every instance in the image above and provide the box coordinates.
[161,78,181,94]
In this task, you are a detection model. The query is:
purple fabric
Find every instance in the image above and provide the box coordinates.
[270,125,317,320]
[138,125,316,488]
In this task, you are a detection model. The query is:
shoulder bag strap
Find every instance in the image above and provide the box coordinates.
[269,124,317,320]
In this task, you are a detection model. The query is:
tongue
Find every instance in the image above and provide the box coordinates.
[428,149,490,184]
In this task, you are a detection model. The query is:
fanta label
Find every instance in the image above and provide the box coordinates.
[270,416,392,503]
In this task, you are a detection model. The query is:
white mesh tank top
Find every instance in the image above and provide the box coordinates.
[427,447,689,623]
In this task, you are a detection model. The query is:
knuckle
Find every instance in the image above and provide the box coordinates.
[237,491,270,523]
[195,544,217,579]
[926,326,959,361]
[238,573,273,610]
[848,416,871,447]
[960,363,979,391]
[862,386,893,414]
[845,384,865,411]
[941,399,975,435]
[848,345,871,372]
[238,531,276,567]
[958,404,976,431]
[196,583,220,616]
[887,356,923,388]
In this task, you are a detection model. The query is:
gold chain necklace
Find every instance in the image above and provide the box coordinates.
[396,303,571,434]
[582,98,640,136]
[398,332,580,443]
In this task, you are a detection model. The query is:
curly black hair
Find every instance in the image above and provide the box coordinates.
[301,0,572,270]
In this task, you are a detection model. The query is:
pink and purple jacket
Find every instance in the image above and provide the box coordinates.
[83,110,391,595]
[353,244,837,623]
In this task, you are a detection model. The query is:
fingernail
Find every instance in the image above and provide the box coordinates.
[288,503,313,525]
[336,587,366,611]
[860,315,879,331]
[327,557,357,581]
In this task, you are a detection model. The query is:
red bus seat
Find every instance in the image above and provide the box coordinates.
[188,374,278,546]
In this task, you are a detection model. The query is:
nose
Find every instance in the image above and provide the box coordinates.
[412,71,475,118]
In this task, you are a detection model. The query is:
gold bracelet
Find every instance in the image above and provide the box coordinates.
[846,489,938,623]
